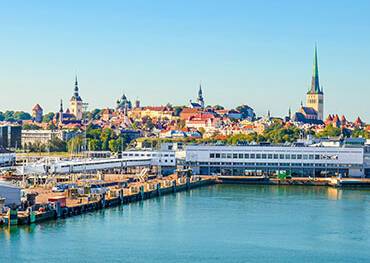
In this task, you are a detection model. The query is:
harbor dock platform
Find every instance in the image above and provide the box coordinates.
[215,175,370,188]
[0,174,215,227]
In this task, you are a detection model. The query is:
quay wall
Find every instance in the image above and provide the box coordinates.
[1,177,215,227]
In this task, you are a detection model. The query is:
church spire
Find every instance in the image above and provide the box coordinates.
[74,75,79,97]
[60,99,63,112]
[309,45,322,94]
[197,82,204,108]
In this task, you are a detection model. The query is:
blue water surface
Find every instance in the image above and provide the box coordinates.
[1,185,370,263]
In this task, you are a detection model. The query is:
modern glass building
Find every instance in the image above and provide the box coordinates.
[0,125,22,149]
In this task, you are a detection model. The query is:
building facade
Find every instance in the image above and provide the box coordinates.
[0,126,22,149]
[22,129,77,147]
[185,145,364,177]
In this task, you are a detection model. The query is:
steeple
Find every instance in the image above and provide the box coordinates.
[197,83,204,108]
[74,75,79,97]
[71,75,82,101]
[60,99,64,113]
[198,84,203,98]
[308,45,322,94]
[59,99,64,124]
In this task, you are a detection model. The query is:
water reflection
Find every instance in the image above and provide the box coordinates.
[327,187,342,200]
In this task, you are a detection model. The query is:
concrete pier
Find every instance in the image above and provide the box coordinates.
[1,175,215,227]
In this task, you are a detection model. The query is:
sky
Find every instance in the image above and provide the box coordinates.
[1,0,370,121]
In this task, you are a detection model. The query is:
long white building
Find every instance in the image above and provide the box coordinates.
[17,150,177,175]
[185,145,365,177]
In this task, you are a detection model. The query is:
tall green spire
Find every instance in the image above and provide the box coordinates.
[308,45,322,94]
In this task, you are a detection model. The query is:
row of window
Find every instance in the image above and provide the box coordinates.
[198,162,359,168]
[122,152,175,158]
[209,153,338,161]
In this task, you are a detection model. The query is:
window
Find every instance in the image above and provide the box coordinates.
[244,154,250,159]
[221,154,226,158]
[285,154,290,159]
[274,154,279,159]
[256,154,261,159]
[262,154,267,159]
[238,154,243,159]
[216,153,221,158]
[309,154,314,160]
[233,154,238,159]
[291,154,297,159]
[227,153,232,159]
[210,153,215,158]
[268,154,273,159]
[250,154,255,158]
[315,155,320,160]
[303,155,308,160]
[297,154,302,160]
[280,154,285,159]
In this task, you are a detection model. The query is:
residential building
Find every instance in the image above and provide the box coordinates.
[21,129,78,147]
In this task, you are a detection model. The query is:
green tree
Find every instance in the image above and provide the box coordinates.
[13,111,32,120]
[317,124,341,138]
[88,139,101,151]
[67,135,84,153]
[47,123,57,130]
[23,124,41,130]
[42,112,55,123]
[28,141,47,152]
[213,105,224,110]
[91,109,102,120]
[101,128,114,151]
[352,128,370,139]
[47,137,67,152]
[108,138,124,153]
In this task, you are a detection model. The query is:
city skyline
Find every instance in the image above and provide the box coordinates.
[1,1,370,121]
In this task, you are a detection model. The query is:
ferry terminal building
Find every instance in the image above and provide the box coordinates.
[185,145,366,177]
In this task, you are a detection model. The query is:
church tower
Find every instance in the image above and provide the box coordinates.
[70,76,83,120]
[197,84,205,109]
[306,46,324,120]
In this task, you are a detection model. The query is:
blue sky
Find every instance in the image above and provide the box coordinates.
[1,0,370,121]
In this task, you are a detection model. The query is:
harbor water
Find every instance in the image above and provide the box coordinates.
[1,184,370,262]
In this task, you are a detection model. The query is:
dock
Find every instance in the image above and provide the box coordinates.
[0,174,216,226]
[215,175,370,188]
